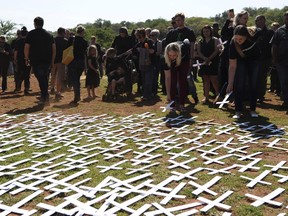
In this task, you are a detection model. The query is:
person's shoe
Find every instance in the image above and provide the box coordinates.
[179,105,186,112]
[232,111,242,119]
[193,96,199,105]
[280,102,288,110]
[55,93,63,100]
[24,91,29,96]
[250,111,258,118]
[201,97,208,104]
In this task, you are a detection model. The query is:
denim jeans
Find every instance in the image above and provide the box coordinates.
[33,64,50,100]
[68,59,85,101]
[233,59,260,112]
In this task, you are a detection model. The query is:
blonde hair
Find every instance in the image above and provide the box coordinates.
[87,45,98,57]
[105,48,117,58]
[234,11,249,27]
[164,42,182,67]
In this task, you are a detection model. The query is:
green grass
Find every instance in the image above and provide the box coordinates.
[0,75,287,215]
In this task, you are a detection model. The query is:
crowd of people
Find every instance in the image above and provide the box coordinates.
[0,11,287,118]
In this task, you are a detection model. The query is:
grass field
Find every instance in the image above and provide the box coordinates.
[0,74,287,215]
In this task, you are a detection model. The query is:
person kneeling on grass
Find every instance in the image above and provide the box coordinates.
[108,66,125,98]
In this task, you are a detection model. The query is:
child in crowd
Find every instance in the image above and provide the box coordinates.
[86,45,100,98]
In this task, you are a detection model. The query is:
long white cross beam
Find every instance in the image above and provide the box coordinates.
[105,176,177,215]
[202,154,233,165]
[168,158,197,170]
[126,162,160,175]
[96,160,128,173]
[236,158,262,173]
[216,92,232,108]
[189,176,221,196]
[246,188,285,207]
[144,202,203,216]
[0,190,42,215]
[273,173,288,183]
[264,161,288,172]
[241,170,271,188]
[198,190,233,213]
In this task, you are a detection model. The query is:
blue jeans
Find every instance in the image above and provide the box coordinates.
[234,59,260,112]
[33,64,50,100]
[277,62,288,103]
[68,59,85,101]
[140,65,154,99]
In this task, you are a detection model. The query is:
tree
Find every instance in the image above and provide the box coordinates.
[0,20,17,38]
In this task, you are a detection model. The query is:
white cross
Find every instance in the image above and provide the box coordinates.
[236,158,262,173]
[160,101,175,112]
[217,38,227,51]
[0,190,42,215]
[198,190,233,212]
[189,176,221,196]
[241,170,271,188]
[264,161,288,172]
[202,154,233,165]
[246,188,285,207]
[193,60,205,70]
[126,162,160,175]
[168,158,197,170]
[216,92,232,108]
[144,202,203,216]
[97,160,128,173]
[273,173,288,183]
[172,167,204,181]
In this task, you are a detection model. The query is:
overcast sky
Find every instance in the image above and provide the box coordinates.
[2,0,287,32]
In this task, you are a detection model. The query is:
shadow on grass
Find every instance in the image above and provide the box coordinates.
[5,104,45,115]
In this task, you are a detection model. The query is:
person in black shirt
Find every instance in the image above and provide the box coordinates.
[0,36,12,94]
[24,17,56,104]
[111,27,135,55]
[255,15,275,103]
[67,25,88,104]
[227,25,261,119]
[272,11,288,109]
[14,27,31,95]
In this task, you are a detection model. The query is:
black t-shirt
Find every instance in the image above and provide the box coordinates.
[15,38,26,64]
[54,36,68,63]
[229,39,261,60]
[67,36,88,61]
[111,35,136,55]
[165,27,196,45]
[25,28,55,65]
[0,42,11,64]
[105,57,126,75]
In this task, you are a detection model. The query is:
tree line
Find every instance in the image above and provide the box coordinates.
[1,6,288,48]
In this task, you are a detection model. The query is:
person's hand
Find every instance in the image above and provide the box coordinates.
[228,9,235,20]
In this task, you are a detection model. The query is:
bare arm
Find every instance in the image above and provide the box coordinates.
[88,59,98,72]
[226,58,237,93]
[24,43,30,66]
[51,43,56,68]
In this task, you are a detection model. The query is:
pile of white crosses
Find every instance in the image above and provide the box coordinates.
[0,112,287,216]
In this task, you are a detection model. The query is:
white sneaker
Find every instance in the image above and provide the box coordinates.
[250,111,258,118]
[232,112,242,119]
